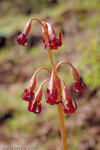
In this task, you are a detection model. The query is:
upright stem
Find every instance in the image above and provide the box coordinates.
[57,103,68,150]
[45,35,55,71]
[44,34,68,150]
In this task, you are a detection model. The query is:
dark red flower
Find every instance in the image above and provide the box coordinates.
[31,101,41,114]
[43,32,62,50]
[22,89,34,101]
[61,98,77,114]
[27,101,41,114]
[27,101,33,112]
[45,88,58,104]
[16,33,28,46]
[73,77,86,93]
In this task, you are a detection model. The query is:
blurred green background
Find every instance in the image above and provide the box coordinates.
[0,0,100,150]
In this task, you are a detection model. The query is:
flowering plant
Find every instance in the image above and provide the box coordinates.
[16,18,86,150]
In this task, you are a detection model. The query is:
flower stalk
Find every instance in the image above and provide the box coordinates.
[16,18,86,150]
[43,24,68,150]
[43,22,55,70]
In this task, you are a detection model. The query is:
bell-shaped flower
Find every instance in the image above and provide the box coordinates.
[61,98,77,114]
[16,20,31,46]
[45,71,58,104]
[27,101,41,114]
[61,80,77,113]
[71,66,86,93]
[16,33,28,46]
[42,22,62,50]
[73,77,86,93]
[45,88,57,105]
[22,89,34,101]
[27,86,42,114]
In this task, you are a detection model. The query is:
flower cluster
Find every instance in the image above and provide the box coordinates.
[16,19,62,50]
[21,65,86,114]
[16,18,86,114]
[42,22,62,50]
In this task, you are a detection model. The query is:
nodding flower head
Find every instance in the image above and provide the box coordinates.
[71,66,86,93]
[45,71,60,105]
[45,88,57,105]
[16,20,31,46]
[61,80,77,113]
[42,22,62,50]
[22,89,35,101]
[16,33,28,46]
[73,77,86,93]
[27,86,42,114]
[61,98,77,114]
[16,19,62,50]
[27,101,41,114]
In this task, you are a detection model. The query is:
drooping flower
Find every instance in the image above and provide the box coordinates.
[73,77,86,93]
[42,22,62,50]
[61,80,77,114]
[27,101,41,114]
[71,66,86,93]
[45,71,59,105]
[16,20,31,46]
[45,88,57,105]
[31,101,41,114]
[16,33,28,46]
[22,89,34,101]
[61,98,77,114]
[16,19,62,50]
[27,85,43,114]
